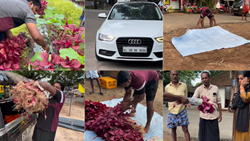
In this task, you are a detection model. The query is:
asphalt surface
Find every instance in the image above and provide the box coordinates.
[164,105,234,140]
[85,9,162,70]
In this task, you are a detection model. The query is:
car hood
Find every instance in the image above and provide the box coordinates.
[98,20,163,37]
[233,1,242,8]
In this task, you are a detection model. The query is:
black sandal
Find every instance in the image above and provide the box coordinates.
[89,91,94,94]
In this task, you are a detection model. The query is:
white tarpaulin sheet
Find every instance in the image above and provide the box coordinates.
[85,98,163,141]
[172,26,250,57]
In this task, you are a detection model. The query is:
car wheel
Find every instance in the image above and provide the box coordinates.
[95,46,105,61]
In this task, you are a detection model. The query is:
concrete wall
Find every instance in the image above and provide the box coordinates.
[218,86,225,109]
[164,0,180,10]
[102,71,119,79]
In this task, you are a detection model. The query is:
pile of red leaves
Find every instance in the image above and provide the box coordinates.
[29,21,84,70]
[29,52,82,71]
[198,96,215,114]
[37,0,49,18]
[10,81,48,114]
[0,34,28,70]
[51,21,84,55]
[85,100,145,141]
[85,100,109,122]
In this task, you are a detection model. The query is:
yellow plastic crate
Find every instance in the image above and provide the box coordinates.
[99,77,117,89]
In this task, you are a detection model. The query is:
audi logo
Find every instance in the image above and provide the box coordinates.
[128,39,142,45]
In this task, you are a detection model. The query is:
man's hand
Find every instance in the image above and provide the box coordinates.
[37,81,56,96]
[218,114,222,122]
[26,23,48,52]
[122,101,132,112]
[5,30,13,39]
[176,96,189,105]
[43,46,49,53]
[241,77,249,88]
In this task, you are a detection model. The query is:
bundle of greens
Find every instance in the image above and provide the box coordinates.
[11,81,48,115]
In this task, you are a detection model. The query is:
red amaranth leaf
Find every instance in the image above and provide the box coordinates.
[85,100,144,141]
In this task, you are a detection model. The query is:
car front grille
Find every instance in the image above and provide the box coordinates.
[116,37,154,57]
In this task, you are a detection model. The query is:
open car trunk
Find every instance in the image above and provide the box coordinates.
[0,101,36,141]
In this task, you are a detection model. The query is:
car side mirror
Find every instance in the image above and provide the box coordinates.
[98,13,107,18]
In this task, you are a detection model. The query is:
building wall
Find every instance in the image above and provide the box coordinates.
[102,71,119,79]
[218,86,225,109]
[164,0,181,10]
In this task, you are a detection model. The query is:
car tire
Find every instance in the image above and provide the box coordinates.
[234,13,238,16]
[95,45,105,61]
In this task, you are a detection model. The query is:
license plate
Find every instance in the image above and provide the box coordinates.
[233,8,238,10]
[123,47,147,53]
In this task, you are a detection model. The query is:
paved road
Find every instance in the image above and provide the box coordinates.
[85,9,162,70]
[163,105,234,140]
[164,13,246,33]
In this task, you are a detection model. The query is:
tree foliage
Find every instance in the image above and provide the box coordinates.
[13,71,51,81]
[13,71,84,87]
[202,0,215,10]
[163,71,225,87]
[163,71,199,87]
[48,71,84,87]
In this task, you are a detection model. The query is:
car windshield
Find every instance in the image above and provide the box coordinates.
[108,3,162,20]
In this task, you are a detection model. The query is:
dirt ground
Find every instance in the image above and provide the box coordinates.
[164,19,250,70]
[164,131,198,141]
[26,99,85,141]
[55,100,85,141]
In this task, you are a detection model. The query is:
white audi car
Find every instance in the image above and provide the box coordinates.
[95,2,163,61]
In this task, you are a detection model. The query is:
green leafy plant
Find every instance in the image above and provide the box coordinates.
[202,0,215,10]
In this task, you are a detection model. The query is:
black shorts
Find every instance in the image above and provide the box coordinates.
[0,32,6,42]
[200,14,214,19]
[134,80,158,101]
[32,126,56,141]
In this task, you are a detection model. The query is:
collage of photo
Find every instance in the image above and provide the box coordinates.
[0,0,250,141]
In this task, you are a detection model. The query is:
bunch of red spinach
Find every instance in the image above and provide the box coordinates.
[37,0,49,18]
[85,100,144,141]
[85,100,109,122]
[198,96,215,114]
[51,21,84,55]
[28,21,84,70]
[29,52,82,71]
[0,34,28,70]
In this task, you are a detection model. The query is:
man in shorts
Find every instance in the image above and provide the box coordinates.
[196,7,217,29]
[117,71,159,133]
[242,0,249,21]
[165,71,190,141]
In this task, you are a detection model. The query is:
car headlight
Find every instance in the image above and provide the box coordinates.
[240,6,243,9]
[98,33,115,41]
[155,36,163,43]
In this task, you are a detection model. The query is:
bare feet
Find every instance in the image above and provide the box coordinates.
[144,125,150,133]
[89,91,94,94]
[99,92,103,95]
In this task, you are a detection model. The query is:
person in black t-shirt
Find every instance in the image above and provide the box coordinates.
[32,81,65,141]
